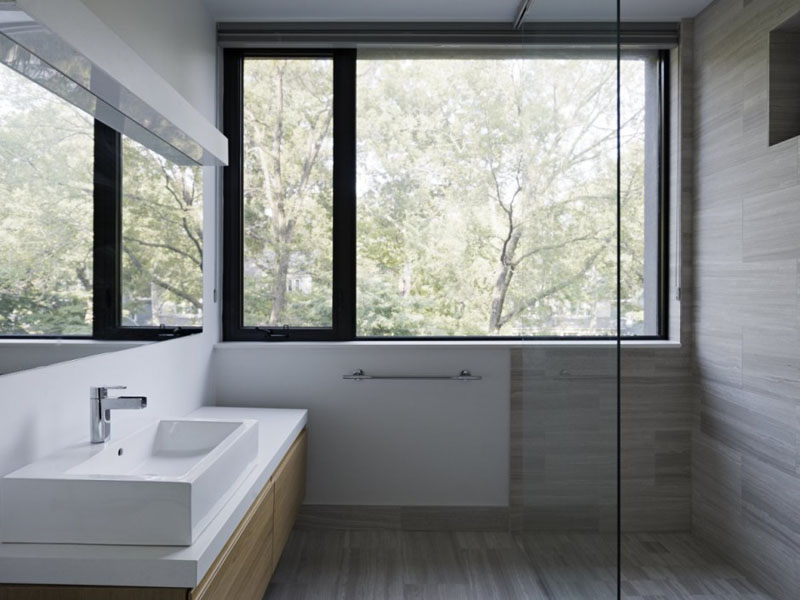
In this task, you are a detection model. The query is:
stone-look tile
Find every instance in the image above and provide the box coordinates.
[693,318,743,387]
[295,506,509,533]
[622,480,692,532]
[742,324,800,401]
[266,529,774,599]
[741,457,800,553]
[622,533,773,600]
[691,1,800,599]
[732,520,798,600]
[621,378,694,532]
[796,399,800,477]
[743,185,800,261]
[401,532,469,585]
[512,341,694,535]
[517,347,619,533]
[655,430,692,483]
[692,434,744,549]
[695,260,797,327]
[401,508,509,532]
[698,380,796,474]
[509,350,525,532]
[296,505,402,530]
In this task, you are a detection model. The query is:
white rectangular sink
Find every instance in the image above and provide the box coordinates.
[0,418,258,546]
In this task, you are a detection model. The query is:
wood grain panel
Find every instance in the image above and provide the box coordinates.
[0,586,187,600]
[190,480,274,600]
[272,430,307,565]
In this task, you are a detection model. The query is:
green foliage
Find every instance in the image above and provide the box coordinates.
[242,59,334,327]
[121,139,203,327]
[1,54,650,339]
[240,56,651,337]
[0,67,94,335]
[354,57,647,336]
[0,65,203,335]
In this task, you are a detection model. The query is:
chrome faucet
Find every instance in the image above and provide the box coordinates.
[89,386,147,444]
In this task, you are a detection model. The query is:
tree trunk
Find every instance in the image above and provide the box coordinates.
[268,65,289,325]
[269,248,291,325]
[488,228,522,334]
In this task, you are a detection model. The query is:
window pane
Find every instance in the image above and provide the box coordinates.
[357,56,650,337]
[0,63,93,335]
[621,57,658,336]
[121,138,203,327]
[242,58,334,328]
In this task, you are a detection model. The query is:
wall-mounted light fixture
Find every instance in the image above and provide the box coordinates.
[0,0,227,166]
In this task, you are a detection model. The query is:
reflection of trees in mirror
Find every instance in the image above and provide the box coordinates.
[0,64,204,336]
[240,57,649,337]
[0,65,93,335]
[122,139,203,328]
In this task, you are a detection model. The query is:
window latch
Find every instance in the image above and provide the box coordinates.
[156,325,191,338]
[256,326,290,339]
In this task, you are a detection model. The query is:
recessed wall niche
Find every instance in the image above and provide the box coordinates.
[769,11,800,146]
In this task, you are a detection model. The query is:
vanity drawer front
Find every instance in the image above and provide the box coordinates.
[273,429,307,563]
[191,480,275,600]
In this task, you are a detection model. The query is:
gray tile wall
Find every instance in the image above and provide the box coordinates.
[691,1,800,598]
[511,344,694,534]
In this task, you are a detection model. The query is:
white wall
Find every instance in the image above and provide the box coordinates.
[0,337,214,478]
[78,0,217,119]
[0,342,140,376]
[0,0,220,479]
[213,345,510,506]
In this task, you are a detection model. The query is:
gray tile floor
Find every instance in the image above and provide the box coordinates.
[264,530,773,599]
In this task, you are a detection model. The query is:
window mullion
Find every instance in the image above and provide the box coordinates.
[93,121,123,339]
[332,49,357,341]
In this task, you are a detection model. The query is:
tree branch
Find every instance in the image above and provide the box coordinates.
[122,244,201,310]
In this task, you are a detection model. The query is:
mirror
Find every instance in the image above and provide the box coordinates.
[0,36,203,376]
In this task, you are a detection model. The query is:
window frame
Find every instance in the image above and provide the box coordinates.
[93,121,203,341]
[222,48,669,342]
[0,118,203,341]
[222,49,356,342]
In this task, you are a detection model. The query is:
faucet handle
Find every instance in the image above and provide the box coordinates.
[90,385,127,399]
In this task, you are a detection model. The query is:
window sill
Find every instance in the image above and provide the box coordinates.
[0,339,149,349]
[215,339,682,350]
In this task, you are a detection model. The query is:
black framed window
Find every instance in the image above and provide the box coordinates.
[223,48,668,341]
[0,53,203,340]
[223,50,355,341]
[94,122,204,340]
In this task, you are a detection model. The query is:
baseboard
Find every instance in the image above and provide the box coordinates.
[296,505,510,532]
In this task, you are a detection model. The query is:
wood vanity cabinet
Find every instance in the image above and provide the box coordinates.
[0,429,308,600]
[192,429,307,600]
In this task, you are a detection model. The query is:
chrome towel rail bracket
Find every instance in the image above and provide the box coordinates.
[342,369,481,381]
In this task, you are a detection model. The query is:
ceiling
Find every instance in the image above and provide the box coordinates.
[203,0,715,23]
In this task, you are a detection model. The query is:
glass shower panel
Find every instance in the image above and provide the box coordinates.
[516,3,620,598]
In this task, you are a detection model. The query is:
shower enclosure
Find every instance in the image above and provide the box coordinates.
[515,2,622,598]
[218,2,625,596]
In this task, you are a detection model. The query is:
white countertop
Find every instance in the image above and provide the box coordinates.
[0,406,308,588]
